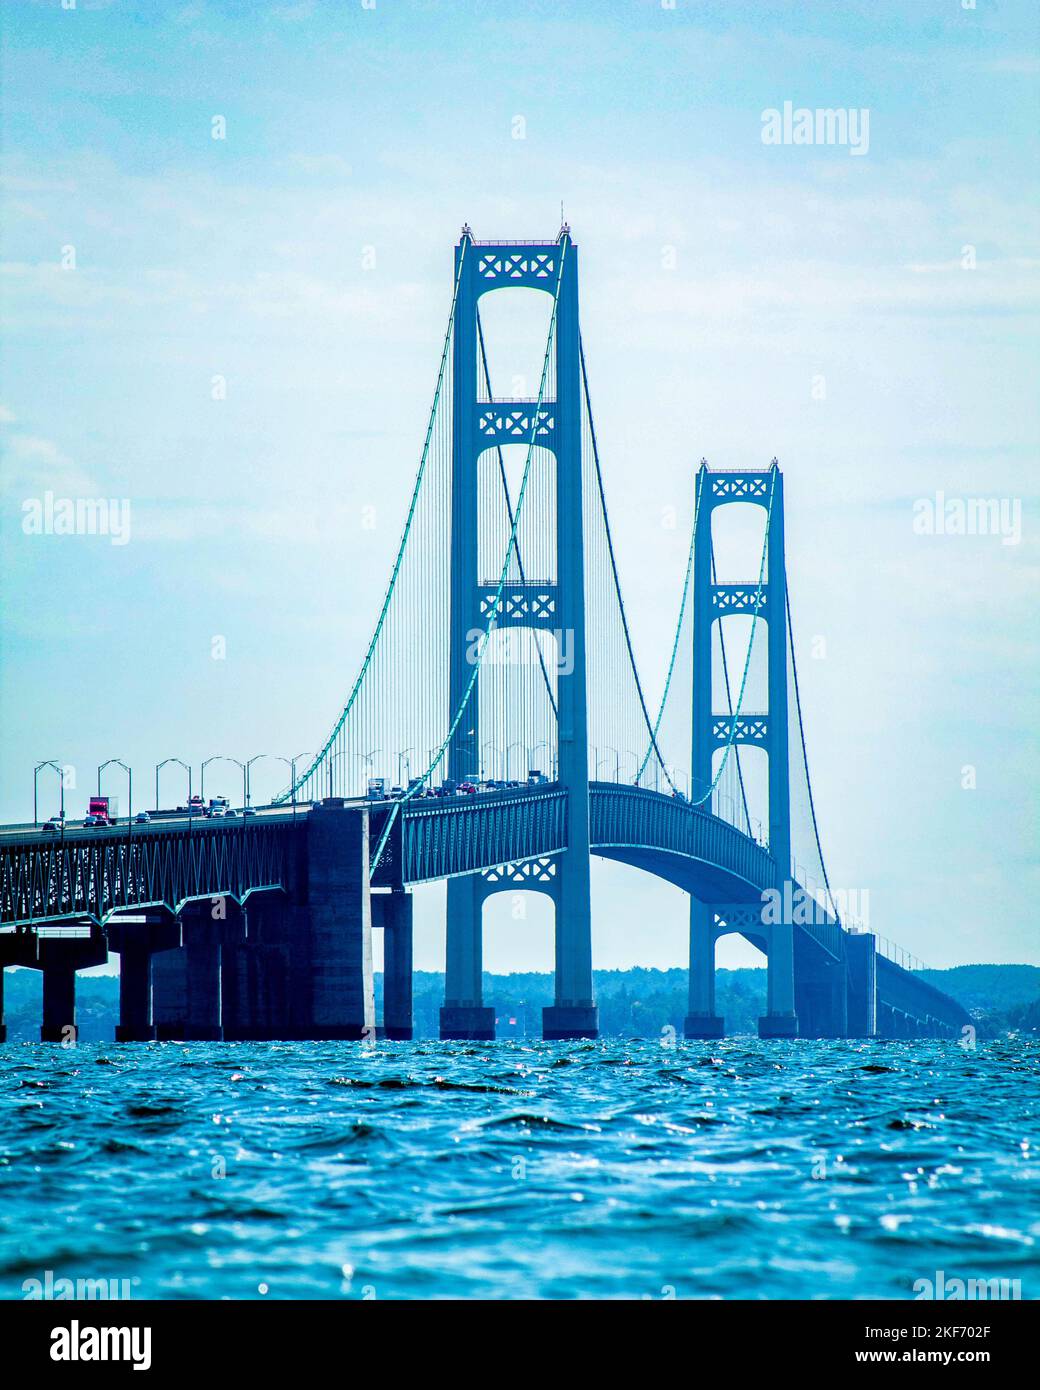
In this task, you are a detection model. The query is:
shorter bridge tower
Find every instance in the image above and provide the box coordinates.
[685,463,798,1039]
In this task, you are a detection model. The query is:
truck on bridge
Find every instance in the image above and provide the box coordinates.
[87,795,117,827]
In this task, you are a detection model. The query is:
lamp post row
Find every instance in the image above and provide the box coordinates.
[33,743,623,825]
[31,754,320,826]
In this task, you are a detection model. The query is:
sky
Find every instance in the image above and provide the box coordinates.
[1,0,1037,974]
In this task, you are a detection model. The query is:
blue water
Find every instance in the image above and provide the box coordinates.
[1,1039,1037,1300]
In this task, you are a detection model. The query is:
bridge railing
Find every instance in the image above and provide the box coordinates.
[0,821,292,929]
[589,782,776,892]
[386,786,569,886]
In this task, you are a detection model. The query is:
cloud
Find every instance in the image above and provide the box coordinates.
[1,433,97,498]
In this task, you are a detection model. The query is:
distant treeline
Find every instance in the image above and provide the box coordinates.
[3,962,1039,1043]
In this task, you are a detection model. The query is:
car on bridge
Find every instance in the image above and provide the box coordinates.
[133,811,150,824]
[83,814,105,828]
[42,815,64,833]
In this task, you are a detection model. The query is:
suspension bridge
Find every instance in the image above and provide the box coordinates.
[0,227,969,1045]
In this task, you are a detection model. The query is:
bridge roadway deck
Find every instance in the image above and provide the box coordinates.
[0,783,970,1037]
[0,782,775,929]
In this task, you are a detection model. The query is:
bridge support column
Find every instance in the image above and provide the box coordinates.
[376,889,413,1041]
[184,939,223,1040]
[845,932,877,1037]
[107,912,179,1042]
[116,946,155,1042]
[685,899,724,1039]
[543,861,598,1041]
[153,934,222,1041]
[441,878,494,1040]
[41,965,76,1043]
[224,896,297,1040]
[35,928,106,1041]
[793,930,848,1038]
[0,968,5,1044]
[303,805,375,1040]
[759,920,798,1039]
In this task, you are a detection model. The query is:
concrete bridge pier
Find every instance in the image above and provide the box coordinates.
[108,912,181,1042]
[153,937,222,1041]
[793,931,848,1038]
[222,938,292,1042]
[684,899,725,1039]
[441,877,494,1040]
[223,896,296,1040]
[845,932,877,1037]
[543,858,599,1042]
[759,921,799,1039]
[0,968,5,1044]
[41,965,76,1043]
[117,946,154,1042]
[374,888,413,1040]
[153,901,241,1040]
[37,928,108,1042]
[303,804,375,1040]
[183,938,222,1041]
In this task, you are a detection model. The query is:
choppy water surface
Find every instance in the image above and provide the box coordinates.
[0,1039,1037,1300]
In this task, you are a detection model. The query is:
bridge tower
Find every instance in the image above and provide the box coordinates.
[440,228,598,1041]
[685,463,798,1039]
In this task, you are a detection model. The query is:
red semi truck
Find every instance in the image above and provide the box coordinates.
[87,795,117,826]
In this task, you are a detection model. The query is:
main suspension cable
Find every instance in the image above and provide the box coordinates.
[580,334,677,792]
[786,577,841,923]
[275,239,470,804]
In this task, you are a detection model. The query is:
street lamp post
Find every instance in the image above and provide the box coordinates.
[155,758,191,812]
[246,753,312,821]
[33,760,64,827]
[288,753,312,811]
[480,741,501,782]
[328,749,353,799]
[355,748,382,797]
[396,748,414,787]
[244,754,270,808]
[506,741,526,782]
[98,758,132,823]
[201,756,245,809]
[531,741,551,781]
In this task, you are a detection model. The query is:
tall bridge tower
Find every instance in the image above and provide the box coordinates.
[686,463,799,1039]
[440,228,598,1041]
